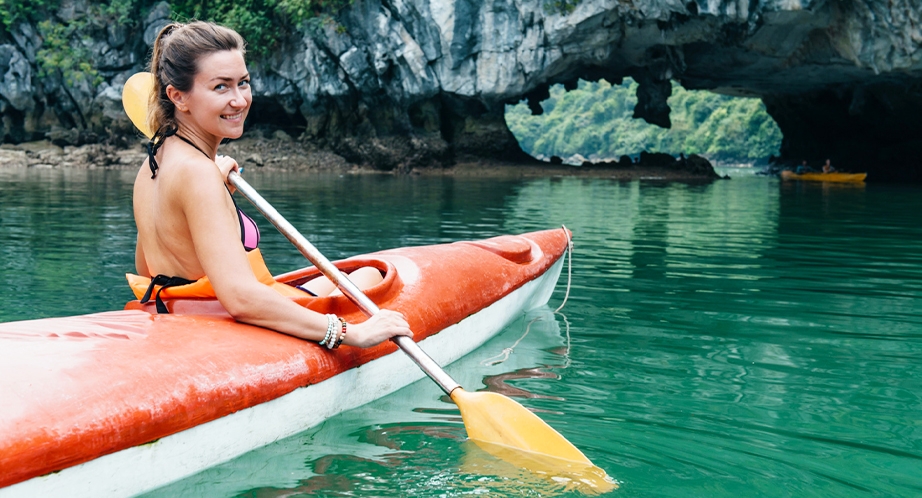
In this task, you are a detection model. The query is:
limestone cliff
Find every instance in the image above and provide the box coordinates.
[1,0,921,180]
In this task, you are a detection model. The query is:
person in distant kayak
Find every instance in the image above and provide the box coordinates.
[822,159,836,173]
[130,21,412,348]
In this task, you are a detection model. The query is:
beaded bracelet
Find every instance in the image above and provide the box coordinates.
[319,314,337,346]
[330,317,347,350]
[324,315,338,350]
[327,318,343,350]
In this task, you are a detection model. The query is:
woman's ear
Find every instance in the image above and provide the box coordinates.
[165,84,188,113]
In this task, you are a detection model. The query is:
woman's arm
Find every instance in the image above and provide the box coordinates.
[178,164,411,347]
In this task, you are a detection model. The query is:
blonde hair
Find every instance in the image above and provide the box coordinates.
[147,21,246,134]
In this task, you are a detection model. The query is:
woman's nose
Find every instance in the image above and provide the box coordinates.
[230,88,248,107]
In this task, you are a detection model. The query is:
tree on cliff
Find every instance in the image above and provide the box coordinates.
[505,79,782,163]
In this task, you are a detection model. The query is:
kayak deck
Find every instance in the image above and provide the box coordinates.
[0,230,569,494]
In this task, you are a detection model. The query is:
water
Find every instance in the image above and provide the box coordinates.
[2,167,920,496]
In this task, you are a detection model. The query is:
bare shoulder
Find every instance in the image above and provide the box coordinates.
[167,152,222,184]
[162,153,228,207]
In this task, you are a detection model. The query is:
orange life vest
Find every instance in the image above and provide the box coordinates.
[126,249,308,308]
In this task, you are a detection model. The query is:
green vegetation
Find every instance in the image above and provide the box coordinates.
[35,20,99,86]
[3,0,149,88]
[505,79,782,162]
[171,0,352,60]
[2,0,346,87]
[99,0,147,24]
[0,0,56,31]
[544,0,581,15]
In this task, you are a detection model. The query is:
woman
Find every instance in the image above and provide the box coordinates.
[132,21,411,348]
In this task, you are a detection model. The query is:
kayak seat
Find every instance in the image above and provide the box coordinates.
[281,257,402,315]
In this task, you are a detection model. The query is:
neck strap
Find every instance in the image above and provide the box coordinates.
[147,128,213,179]
[174,134,212,160]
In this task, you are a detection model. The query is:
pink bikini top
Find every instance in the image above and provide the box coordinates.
[226,186,260,251]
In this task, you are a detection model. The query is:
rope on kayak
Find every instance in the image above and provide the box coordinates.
[480,225,574,367]
[553,224,573,313]
[553,225,574,368]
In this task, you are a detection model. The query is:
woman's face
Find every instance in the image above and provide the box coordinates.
[178,50,251,140]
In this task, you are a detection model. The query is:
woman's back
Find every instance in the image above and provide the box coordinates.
[133,143,236,280]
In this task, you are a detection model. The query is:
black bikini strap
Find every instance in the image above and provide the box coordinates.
[147,129,213,179]
[140,274,196,314]
[147,126,177,179]
[174,134,212,159]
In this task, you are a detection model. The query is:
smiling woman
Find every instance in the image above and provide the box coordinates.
[131,21,412,348]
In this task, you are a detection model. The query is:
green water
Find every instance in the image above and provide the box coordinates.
[1,167,920,496]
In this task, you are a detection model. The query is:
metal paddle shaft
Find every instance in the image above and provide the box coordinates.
[228,172,461,395]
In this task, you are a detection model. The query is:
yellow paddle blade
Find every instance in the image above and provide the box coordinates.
[451,388,616,493]
[122,72,155,139]
[451,387,618,494]
[462,440,618,495]
[451,388,589,462]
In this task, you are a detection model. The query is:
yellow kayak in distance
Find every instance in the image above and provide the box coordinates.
[781,171,868,183]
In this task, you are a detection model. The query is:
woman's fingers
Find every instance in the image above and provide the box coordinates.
[214,155,240,179]
[348,309,413,347]
[214,155,240,192]
[376,309,413,337]
[365,309,413,340]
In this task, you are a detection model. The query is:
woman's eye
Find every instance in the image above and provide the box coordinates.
[215,84,227,91]
[239,80,250,88]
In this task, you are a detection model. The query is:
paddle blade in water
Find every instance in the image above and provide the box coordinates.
[450,389,615,493]
[122,72,155,139]
[462,440,618,495]
[451,388,589,462]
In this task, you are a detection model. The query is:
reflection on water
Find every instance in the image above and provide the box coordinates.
[4,169,922,496]
[479,315,570,401]
[481,365,565,401]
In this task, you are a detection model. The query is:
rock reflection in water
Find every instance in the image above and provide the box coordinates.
[479,315,572,404]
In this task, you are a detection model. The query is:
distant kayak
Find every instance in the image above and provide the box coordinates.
[781,171,867,183]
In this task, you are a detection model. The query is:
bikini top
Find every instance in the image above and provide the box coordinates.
[227,185,260,252]
[147,128,260,251]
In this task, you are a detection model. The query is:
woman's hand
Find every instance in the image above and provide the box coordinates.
[345,309,413,348]
[214,155,241,192]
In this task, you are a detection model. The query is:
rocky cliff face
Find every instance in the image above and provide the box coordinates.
[2,0,921,180]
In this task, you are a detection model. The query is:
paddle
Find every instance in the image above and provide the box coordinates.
[122,72,614,492]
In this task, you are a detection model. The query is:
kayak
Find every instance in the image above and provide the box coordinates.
[0,229,570,497]
[780,171,867,183]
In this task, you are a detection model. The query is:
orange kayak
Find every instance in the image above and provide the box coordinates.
[780,171,867,183]
[0,229,570,496]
